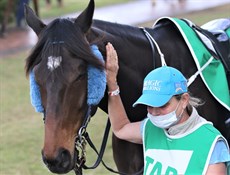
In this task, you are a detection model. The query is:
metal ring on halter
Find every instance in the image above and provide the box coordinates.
[77,106,91,142]
[78,126,86,142]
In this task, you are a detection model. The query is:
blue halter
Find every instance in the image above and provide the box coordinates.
[29,45,106,113]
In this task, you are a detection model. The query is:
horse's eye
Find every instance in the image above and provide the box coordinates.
[74,73,86,82]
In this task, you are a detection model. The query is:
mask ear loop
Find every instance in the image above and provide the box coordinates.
[175,99,185,122]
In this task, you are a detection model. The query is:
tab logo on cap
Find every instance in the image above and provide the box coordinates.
[175,81,187,93]
[143,80,162,91]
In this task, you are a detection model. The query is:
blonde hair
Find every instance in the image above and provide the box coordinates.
[175,93,204,114]
[189,95,204,108]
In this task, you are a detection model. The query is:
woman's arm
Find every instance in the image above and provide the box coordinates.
[206,163,227,175]
[106,43,142,144]
[206,140,230,175]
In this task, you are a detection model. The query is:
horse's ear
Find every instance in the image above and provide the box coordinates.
[24,4,46,36]
[74,0,94,33]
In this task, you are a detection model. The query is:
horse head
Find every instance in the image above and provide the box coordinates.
[24,0,105,173]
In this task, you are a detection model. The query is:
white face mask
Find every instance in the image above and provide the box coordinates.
[147,101,183,129]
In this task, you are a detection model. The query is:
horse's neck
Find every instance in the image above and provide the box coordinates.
[89,21,158,121]
[88,20,193,73]
[89,20,155,62]
[90,20,198,122]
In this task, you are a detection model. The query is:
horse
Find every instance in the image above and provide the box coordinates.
[24,0,230,174]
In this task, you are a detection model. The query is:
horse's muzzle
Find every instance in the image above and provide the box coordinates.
[42,148,73,174]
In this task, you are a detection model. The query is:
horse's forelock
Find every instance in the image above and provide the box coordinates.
[25,18,104,77]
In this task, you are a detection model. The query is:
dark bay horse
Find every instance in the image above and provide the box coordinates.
[24,0,230,174]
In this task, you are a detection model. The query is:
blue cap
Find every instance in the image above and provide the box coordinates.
[133,66,187,107]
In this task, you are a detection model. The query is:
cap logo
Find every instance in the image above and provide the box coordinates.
[175,82,186,92]
[143,80,162,91]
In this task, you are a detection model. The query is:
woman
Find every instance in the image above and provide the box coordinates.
[105,42,230,175]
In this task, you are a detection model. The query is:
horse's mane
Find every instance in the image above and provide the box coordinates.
[92,19,174,40]
[92,19,145,40]
[25,18,104,76]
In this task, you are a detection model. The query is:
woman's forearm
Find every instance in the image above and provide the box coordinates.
[108,92,131,137]
[106,43,142,144]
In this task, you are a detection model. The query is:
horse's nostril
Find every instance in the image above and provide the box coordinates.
[42,148,72,173]
[60,149,71,169]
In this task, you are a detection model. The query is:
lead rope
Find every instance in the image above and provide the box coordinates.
[74,106,92,175]
[74,108,143,175]
[82,119,143,175]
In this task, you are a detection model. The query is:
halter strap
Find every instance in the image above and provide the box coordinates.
[140,27,167,67]
[51,41,64,45]
[78,105,92,142]
[74,105,92,174]
[187,56,214,87]
[74,105,143,175]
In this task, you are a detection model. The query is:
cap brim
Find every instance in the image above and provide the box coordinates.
[132,93,172,108]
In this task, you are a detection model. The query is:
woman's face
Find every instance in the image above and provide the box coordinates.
[147,94,188,117]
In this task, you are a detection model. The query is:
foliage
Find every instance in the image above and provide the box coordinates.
[0,0,132,25]
[0,0,18,23]
[0,0,8,20]
[37,0,133,19]
[139,4,230,27]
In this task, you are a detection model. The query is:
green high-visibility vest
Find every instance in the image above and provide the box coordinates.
[143,120,226,175]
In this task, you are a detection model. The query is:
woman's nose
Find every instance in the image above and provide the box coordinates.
[147,106,160,115]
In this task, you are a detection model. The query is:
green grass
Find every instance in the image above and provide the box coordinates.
[5,0,132,28]
[139,4,230,27]
[0,53,116,175]
[0,55,114,175]
[1,4,230,175]
[30,0,133,19]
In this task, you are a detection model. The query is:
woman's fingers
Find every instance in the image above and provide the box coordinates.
[106,42,119,85]
[106,42,118,70]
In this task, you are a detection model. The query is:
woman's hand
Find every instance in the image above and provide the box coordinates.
[105,42,143,144]
[106,42,119,91]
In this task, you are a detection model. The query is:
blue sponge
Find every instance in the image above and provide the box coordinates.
[29,71,44,113]
[29,45,106,113]
[87,45,106,105]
